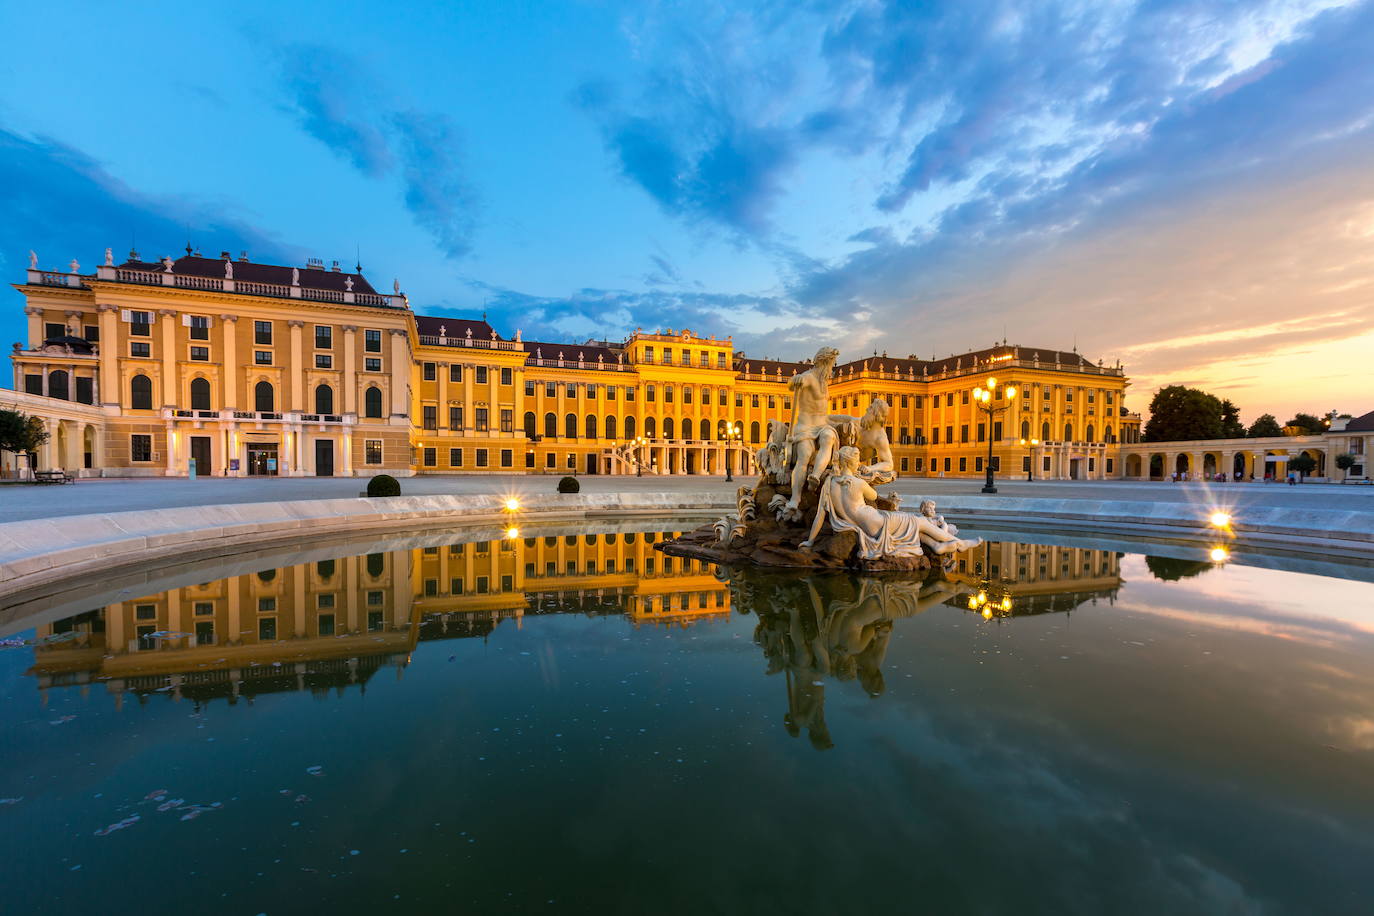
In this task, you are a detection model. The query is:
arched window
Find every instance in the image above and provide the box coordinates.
[48,370,69,400]
[190,377,211,411]
[130,374,152,410]
[544,412,557,438]
[1041,421,1051,441]
[366,553,385,577]
[1085,424,1095,443]
[255,381,275,413]
[257,569,276,583]
[605,415,617,439]
[663,417,675,440]
[750,421,761,443]
[1020,420,1030,440]
[565,413,577,439]
[624,416,636,439]
[701,419,711,441]
[1064,422,1073,442]
[315,384,334,415]
[1106,425,1115,443]
[364,386,383,418]
[585,415,597,439]
[645,417,656,438]
[524,412,536,438]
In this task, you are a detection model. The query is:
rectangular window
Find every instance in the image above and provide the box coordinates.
[131,434,152,462]
[976,423,984,442]
[254,320,272,345]
[84,324,99,341]
[131,341,151,358]
[135,603,157,620]
[365,357,382,371]
[365,329,382,352]
[525,380,535,396]
[1106,458,1114,473]
[717,353,727,368]
[501,367,512,385]
[647,385,656,402]
[566,383,576,398]
[500,449,512,467]
[735,393,743,407]
[476,576,489,594]
[959,457,968,472]
[626,387,635,402]
[500,409,513,432]
[975,456,983,472]
[932,428,940,444]
[914,458,924,472]
[129,311,151,336]
[257,597,276,613]
[423,447,436,467]
[993,421,1002,440]
[644,346,654,363]
[665,386,674,403]
[367,611,383,632]
[525,451,535,468]
[1023,455,1032,472]
[258,618,277,640]
[476,448,488,467]
[1043,456,1051,472]
[255,350,272,365]
[901,457,909,472]
[423,362,436,381]
[946,425,954,443]
[607,386,617,401]
[189,315,210,340]
[190,346,209,361]
[450,448,463,466]
[449,406,463,429]
[946,393,954,407]
[476,366,488,385]
[194,601,214,616]
[701,389,711,405]
[768,395,776,409]
[365,440,382,465]
[315,325,332,349]
[423,406,437,430]
[667,349,677,365]
[318,615,335,636]
[700,352,709,367]
[546,452,556,468]
[450,577,464,595]
[450,364,463,383]
[317,593,336,610]
[751,394,760,408]
[545,382,556,397]
[475,408,488,432]
[315,354,332,368]
[45,321,66,340]
[367,590,384,606]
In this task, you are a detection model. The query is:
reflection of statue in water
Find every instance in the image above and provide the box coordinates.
[740,568,971,748]
[782,347,841,518]
[804,447,981,560]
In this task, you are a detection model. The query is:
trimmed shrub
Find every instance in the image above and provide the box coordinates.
[367,474,401,497]
[557,475,580,494]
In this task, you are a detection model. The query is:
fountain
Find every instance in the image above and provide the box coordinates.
[661,345,983,571]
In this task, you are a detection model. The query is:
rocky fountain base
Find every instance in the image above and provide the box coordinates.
[659,480,944,573]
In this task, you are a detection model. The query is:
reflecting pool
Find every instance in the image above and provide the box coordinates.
[2,528,1373,914]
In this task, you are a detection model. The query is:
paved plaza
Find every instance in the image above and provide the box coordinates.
[3,473,1371,523]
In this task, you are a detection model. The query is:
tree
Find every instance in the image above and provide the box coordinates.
[1335,453,1357,472]
[1143,386,1224,442]
[1220,399,1245,438]
[1288,453,1317,479]
[1247,414,1282,438]
[1285,413,1324,435]
[0,409,48,456]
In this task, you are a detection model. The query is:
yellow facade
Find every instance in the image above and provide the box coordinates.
[9,252,1139,480]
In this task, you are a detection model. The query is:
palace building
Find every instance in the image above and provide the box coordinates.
[8,248,1142,480]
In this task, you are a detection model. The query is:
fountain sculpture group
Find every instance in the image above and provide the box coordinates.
[661,346,982,571]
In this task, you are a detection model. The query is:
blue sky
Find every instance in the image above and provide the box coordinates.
[3,0,1372,420]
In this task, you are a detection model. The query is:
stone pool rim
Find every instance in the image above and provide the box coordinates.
[2,491,1370,606]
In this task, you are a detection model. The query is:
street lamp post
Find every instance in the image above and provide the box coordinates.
[972,378,1018,494]
[634,436,647,477]
[723,422,743,482]
[1019,437,1039,481]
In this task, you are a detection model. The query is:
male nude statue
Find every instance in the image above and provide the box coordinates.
[783,346,841,517]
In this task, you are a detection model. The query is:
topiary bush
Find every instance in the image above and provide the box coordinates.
[367,474,401,497]
[557,475,580,493]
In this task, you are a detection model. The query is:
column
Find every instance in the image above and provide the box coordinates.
[165,424,177,476]
[167,591,182,641]
[159,309,177,407]
[288,320,305,412]
[293,566,306,637]
[97,305,119,408]
[226,579,241,646]
[106,603,126,655]
[388,330,409,418]
[1192,452,1204,480]
[220,316,238,409]
[462,362,475,430]
[438,362,449,427]
[342,326,358,415]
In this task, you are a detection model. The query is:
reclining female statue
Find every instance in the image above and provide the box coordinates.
[800,447,981,560]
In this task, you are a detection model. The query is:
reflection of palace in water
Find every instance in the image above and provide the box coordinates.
[28,537,1117,723]
[27,530,729,706]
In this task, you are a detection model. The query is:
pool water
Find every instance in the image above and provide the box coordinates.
[2,528,1372,914]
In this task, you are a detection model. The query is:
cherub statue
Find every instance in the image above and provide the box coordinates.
[755,418,790,484]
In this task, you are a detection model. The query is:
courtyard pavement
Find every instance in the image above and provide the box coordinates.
[2,473,1371,523]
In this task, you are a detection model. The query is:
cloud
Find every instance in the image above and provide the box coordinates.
[274,43,478,259]
[0,125,294,347]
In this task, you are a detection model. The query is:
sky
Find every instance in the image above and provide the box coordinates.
[2,0,1372,423]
